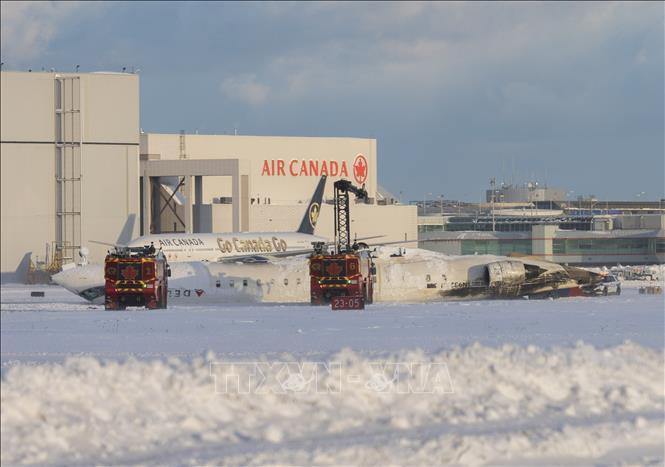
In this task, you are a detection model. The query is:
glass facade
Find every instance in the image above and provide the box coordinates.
[656,239,665,253]
[418,224,445,233]
[423,216,595,233]
[459,237,664,258]
[461,240,532,256]
[552,238,655,255]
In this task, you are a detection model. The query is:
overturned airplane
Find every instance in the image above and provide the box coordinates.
[52,246,603,305]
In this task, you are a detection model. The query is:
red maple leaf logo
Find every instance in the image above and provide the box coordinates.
[325,261,344,276]
[195,289,205,297]
[353,154,368,185]
[121,265,138,280]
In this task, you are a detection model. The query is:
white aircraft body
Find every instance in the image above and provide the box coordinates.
[53,246,599,305]
[129,231,327,264]
[119,175,329,263]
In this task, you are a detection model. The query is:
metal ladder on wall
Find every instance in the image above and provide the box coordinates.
[55,76,82,265]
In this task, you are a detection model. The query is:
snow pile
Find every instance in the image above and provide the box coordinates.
[584,264,665,283]
[2,342,663,465]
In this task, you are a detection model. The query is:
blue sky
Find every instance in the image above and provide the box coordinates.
[2,1,663,201]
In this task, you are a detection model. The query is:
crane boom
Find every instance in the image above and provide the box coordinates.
[333,179,368,254]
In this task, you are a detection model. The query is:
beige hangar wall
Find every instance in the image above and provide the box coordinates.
[141,133,378,204]
[1,71,140,280]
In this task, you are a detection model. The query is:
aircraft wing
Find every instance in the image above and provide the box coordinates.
[89,239,128,248]
[218,248,318,263]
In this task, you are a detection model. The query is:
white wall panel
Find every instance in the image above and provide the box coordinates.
[0,144,56,273]
[81,144,140,263]
[0,72,55,142]
[82,74,139,144]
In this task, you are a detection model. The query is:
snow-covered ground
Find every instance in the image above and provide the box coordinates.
[2,283,664,465]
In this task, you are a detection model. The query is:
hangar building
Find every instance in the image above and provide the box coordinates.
[1,71,140,281]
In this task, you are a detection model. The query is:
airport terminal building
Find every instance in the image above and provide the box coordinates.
[1,71,416,281]
[419,212,665,266]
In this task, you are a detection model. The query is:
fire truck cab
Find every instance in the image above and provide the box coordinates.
[104,246,169,310]
[309,249,375,306]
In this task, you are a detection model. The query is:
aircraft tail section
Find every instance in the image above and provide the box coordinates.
[297,175,327,235]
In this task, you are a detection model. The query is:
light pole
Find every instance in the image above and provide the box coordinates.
[490,178,497,232]
[423,192,432,215]
[439,194,444,216]
[636,192,646,214]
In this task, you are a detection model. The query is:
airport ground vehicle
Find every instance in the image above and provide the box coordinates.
[592,274,622,296]
[309,179,376,308]
[104,246,169,310]
[309,250,375,306]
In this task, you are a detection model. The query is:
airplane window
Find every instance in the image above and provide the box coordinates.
[243,279,248,287]
[257,279,262,286]
[296,278,301,285]
[229,280,234,287]
[216,280,221,288]
[284,278,289,286]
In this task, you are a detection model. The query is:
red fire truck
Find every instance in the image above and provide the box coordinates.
[309,179,376,309]
[104,246,169,310]
[309,250,374,307]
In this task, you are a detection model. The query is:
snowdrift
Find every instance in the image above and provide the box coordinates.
[2,342,663,465]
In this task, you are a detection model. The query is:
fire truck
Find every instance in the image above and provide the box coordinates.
[309,179,376,309]
[104,246,169,310]
[309,249,375,307]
